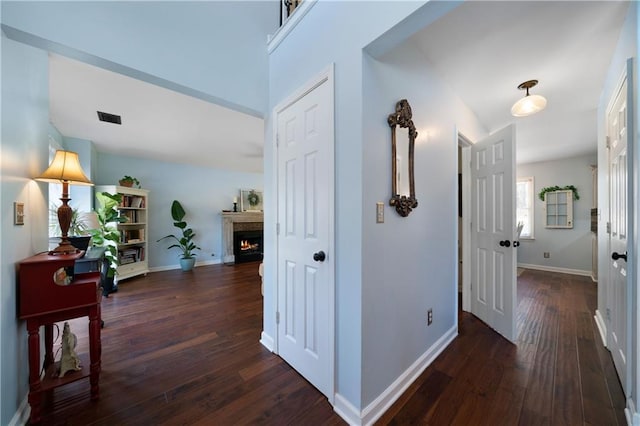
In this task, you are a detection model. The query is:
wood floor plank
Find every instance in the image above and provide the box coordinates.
[37,264,624,425]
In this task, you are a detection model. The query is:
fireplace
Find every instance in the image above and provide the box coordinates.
[233,230,263,263]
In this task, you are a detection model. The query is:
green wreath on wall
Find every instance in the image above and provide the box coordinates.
[248,190,261,207]
[538,185,580,201]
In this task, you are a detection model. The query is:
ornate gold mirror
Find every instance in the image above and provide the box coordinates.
[388,99,418,217]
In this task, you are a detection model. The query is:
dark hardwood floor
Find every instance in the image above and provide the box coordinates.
[39,264,624,425]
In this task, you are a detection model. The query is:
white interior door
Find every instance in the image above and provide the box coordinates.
[275,68,334,399]
[607,71,628,395]
[470,125,517,342]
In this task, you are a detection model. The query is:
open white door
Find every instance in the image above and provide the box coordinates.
[275,67,334,399]
[470,125,517,342]
[607,68,629,395]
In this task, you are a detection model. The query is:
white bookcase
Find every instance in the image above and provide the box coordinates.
[95,185,150,281]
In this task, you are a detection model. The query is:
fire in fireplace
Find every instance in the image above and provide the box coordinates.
[233,230,263,263]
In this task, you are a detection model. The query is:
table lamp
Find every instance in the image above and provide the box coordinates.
[36,150,94,254]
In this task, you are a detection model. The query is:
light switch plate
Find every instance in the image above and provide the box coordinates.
[376,202,384,223]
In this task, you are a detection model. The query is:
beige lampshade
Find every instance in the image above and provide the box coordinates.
[36,150,93,185]
[511,94,547,117]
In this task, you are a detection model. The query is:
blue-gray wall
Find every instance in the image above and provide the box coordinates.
[361,40,487,406]
[2,1,278,116]
[1,33,52,426]
[267,0,468,414]
[517,154,596,273]
[95,152,262,270]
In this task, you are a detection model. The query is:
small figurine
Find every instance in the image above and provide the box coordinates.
[59,322,81,377]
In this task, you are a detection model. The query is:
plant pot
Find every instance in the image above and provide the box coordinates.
[119,180,134,187]
[69,236,91,251]
[101,261,117,296]
[180,257,196,271]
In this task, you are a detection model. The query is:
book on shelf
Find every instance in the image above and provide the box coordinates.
[120,228,145,244]
[120,195,146,209]
[118,246,145,263]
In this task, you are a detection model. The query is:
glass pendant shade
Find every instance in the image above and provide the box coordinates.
[511,94,547,117]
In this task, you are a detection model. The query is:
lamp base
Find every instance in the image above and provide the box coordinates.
[49,238,80,255]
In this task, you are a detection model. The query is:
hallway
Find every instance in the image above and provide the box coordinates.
[378,269,626,424]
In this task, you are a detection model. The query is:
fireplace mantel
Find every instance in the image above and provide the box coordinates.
[221,211,264,263]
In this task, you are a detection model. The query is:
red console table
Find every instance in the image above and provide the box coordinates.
[18,251,102,424]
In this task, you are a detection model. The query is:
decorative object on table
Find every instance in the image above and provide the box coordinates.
[118,175,140,188]
[59,322,81,377]
[87,192,125,296]
[14,202,24,225]
[233,196,238,212]
[511,79,547,117]
[157,200,201,271]
[538,185,580,201]
[35,150,94,254]
[388,99,418,217]
[240,189,263,212]
[49,204,96,251]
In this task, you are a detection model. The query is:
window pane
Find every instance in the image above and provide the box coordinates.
[517,177,534,238]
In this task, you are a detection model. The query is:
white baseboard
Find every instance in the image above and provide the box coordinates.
[594,310,607,347]
[517,263,592,277]
[149,258,223,273]
[626,397,640,425]
[334,394,362,426]
[333,325,458,425]
[260,331,274,352]
[9,392,29,426]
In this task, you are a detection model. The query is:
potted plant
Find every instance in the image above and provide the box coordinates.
[157,200,201,271]
[118,175,140,188]
[87,192,125,296]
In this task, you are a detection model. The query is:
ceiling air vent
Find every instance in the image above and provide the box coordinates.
[97,111,122,125]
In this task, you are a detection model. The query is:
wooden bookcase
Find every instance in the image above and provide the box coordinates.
[95,185,150,281]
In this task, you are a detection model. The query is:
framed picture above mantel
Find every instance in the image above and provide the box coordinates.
[240,189,263,212]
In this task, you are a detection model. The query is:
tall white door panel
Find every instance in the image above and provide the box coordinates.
[275,68,334,399]
[470,125,517,342]
[607,72,629,395]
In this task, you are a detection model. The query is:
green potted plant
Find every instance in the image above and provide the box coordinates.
[157,200,201,271]
[118,175,140,188]
[87,192,125,296]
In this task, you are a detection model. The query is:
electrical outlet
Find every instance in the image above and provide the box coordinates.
[427,308,433,325]
[543,252,550,258]
[376,202,384,223]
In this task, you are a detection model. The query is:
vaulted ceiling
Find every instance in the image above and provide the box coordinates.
[48,1,629,171]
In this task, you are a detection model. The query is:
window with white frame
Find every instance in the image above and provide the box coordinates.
[517,176,534,239]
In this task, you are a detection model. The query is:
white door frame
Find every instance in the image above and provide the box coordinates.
[272,64,336,402]
[458,132,472,313]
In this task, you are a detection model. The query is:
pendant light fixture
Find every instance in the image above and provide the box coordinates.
[511,79,547,117]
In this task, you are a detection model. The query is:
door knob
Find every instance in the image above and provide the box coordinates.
[612,251,627,262]
[499,240,511,247]
[513,241,520,248]
[313,251,326,262]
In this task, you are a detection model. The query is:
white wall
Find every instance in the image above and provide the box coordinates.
[596,1,638,419]
[1,1,278,116]
[96,152,263,271]
[517,154,596,274]
[0,34,51,425]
